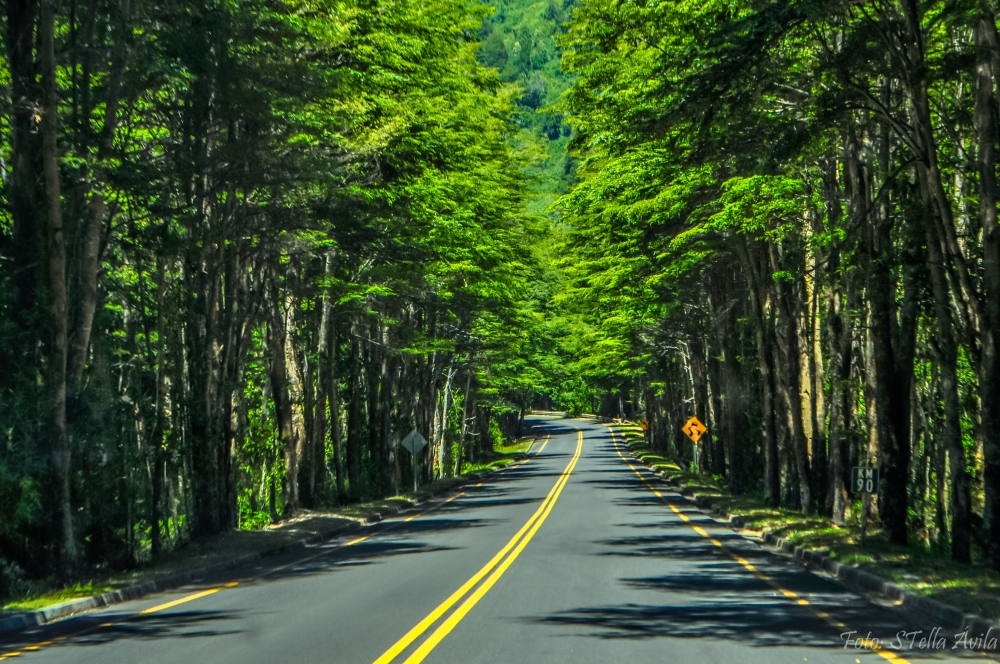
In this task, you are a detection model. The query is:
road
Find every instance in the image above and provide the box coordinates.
[0,416,984,663]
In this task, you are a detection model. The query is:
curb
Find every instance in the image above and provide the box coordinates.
[0,466,499,636]
[615,430,999,637]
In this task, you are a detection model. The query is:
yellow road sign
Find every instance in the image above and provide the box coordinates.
[682,416,707,442]
[639,420,649,431]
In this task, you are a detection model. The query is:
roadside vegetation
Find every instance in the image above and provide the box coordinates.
[0,0,547,607]
[544,0,1000,586]
[0,431,536,616]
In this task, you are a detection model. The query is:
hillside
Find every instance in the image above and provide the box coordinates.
[476,0,576,211]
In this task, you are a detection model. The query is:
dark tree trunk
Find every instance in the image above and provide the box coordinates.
[330,314,346,501]
[365,322,383,496]
[922,174,970,561]
[707,352,726,478]
[150,258,168,558]
[740,239,779,504]
[5,0,42,328]
[973,9,1000,571]
[347,323,364,500]
[826,272,854,525]
[41,0,78,576]
[268,302,295,518]
[67,0,131,393]
[770,243,812,513]
[380,325,395,495]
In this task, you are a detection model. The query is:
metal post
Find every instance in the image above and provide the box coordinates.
[412,448,418,493]
[861,493,868,547]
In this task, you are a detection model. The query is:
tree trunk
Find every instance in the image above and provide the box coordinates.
[41,0,78,576]
[455,362,473,476]
[4,0,42,330]
[923,175,970,561]
[826,271,854,525]
[770,243,812,513]
[347,323,363,500]
[380,325,394,496]
[150,257,168,558]
[739,239,779,504]
[330,313,346,501]
[366,322,383,495]
[268,299,295,518]
[67,0,132,390]
[313,251,334,506]
[435,362,456,478]
[283,287,305,514]
[688,334,712,472]
[974,9,1000,571]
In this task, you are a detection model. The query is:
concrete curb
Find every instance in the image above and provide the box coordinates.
[616,431,999,636]
[0,466,498,636]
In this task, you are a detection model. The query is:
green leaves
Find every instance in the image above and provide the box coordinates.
[708,175,805,239]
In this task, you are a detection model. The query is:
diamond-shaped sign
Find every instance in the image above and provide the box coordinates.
[682,417,707,443]
[398,428,428,454]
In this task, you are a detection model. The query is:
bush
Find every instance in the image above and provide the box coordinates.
[0,558,28,605]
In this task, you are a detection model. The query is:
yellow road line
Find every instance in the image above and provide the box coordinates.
[138,582,237,615]
[0,436,556,662]
[606,426,911,664]
[372,431,574,664]
[401,430,583,663]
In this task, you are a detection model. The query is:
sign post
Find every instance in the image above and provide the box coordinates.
[682,417,707,470]
[398,428,428,493]
[851,466,879,546]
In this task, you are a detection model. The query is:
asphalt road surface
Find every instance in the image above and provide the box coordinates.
[0,416,988,663]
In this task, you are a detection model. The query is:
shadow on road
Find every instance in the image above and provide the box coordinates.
[0,421,582,654]
[520,420,969,660]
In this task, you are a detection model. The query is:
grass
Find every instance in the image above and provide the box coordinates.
[292,436,536,532]
[461,436,534,474]
[3,583,113,613]
[617,424,1000,622]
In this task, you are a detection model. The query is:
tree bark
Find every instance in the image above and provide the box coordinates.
[283,286,305,514]
[4,0,42,329]
[313,251,335,506]
[919,166,970,561]
[770,243,812,513]
[347,323,363,500]
[330,313,346,501]
[826,270,854,525]
[41,0,78,576]
[268,297,295,517]
[739,238,779,504]
[365,322,383,495]
[67,0,132,390]
[380,325,394,496]
[973,9,1000,571]
[150,257,168,558]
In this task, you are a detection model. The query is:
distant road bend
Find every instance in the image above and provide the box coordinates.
[0,416,977,663]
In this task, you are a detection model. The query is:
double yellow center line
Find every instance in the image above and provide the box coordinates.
[373,429,584,664]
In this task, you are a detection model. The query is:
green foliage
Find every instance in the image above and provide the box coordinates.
[0,0,541,592]
[478,0,577,199]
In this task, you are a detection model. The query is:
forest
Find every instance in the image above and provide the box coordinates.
[0,0,545,596]
[554,0,1000,571]
[4,0,1000,602]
